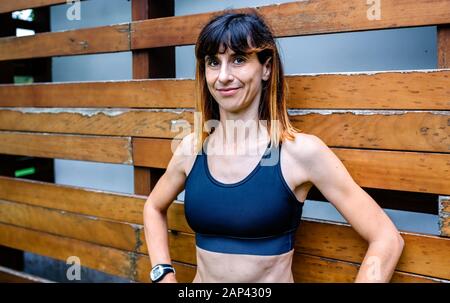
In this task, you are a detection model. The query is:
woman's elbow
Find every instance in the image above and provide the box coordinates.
[385,230,405,255]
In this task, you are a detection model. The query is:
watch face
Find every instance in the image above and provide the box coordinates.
[151,266,162,280]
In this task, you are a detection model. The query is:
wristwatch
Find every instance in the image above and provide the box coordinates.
[150,264,176,283]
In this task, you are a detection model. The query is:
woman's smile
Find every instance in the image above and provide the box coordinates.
[217,87,241,97]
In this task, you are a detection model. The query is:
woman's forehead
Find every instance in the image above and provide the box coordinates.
[206,44,252,58]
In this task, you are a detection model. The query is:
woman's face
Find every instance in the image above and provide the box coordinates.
[205,46,271,114]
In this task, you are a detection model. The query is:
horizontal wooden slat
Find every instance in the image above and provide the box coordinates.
[0,176,146,225]
[0,266,53,283]
[133,138,450,195]
[0,79,194,108]
[165,202,450,280]
[0,0,67,14]
[291,253,445,283]
[0,109,191,138]
[334,148,450,195]
[291,111,449,152]
[0,70,449,110]
[0,23,130,61]
[286,70,450,110]
[1,108,448,153]
[0,131,133,164]
[0,222,135,280]
[0,199,140,252]
[2,1,450,60]
[133,138,181,169]
[131,0,450,49]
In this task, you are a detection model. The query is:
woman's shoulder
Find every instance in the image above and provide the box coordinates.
[174,132,201,177]
[282,132,330,164]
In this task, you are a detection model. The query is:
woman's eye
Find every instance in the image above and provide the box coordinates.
[207,58,219,67]
[234,56,246,64]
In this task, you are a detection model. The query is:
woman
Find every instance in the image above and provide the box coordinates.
[143,10,404,283]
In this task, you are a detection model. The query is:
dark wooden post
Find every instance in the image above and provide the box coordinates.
[132,0,175,196]
[437,25,449,237]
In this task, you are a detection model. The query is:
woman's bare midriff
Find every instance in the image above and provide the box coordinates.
[192,245,295,283]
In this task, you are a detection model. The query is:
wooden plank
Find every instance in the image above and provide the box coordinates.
[0,176,146,225]
[0,222,135,280]
[0,109,191,138]
[133,138,180,169]
[0,131,133,164]
[295,219,450,280]
[0,199,140,252]
[131,0,450,49]
[0,0,67,14]
[0,79,193,108]
[131,0,175,196]
[438,25,450,68]
[1,109,448,153]
[290,111,449,153]
[334,148,450,195]
[286,71,450,110]
[1,70,449,109]
[163,202,450,280]
[292,254,446,283]
[0,23,130,61]
[0,265,53,283]
[132,0,152,197]
[439,196,450,237]
[133,139,450,195]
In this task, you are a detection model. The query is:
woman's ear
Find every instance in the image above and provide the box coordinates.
[262,57,272,81]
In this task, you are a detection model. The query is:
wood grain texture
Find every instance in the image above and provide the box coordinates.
[133,139,450,195]
[0,79,194,108]
[1,70,449,109]
[131,0,450,49]
[438,25,450,68]
[0,223,135,280]
[0,131,133,164]
[0,0,68,13]
[0,109,191,138]
[439,196,450,237]
[0,176,146,224]
[0,177,448,282]
[290,111,449,152]
[0,199,140,252]
[1,109,448,153]
[0,23,129,61]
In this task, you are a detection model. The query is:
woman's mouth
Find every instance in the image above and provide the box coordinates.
[217,87,240,97]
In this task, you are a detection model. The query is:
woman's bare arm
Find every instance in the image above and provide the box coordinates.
[143,134,194,283]
[294,134,404,282]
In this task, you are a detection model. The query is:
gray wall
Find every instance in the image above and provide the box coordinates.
[24,0,440,282]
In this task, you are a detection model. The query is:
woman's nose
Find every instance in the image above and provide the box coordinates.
[218,63,233,83]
